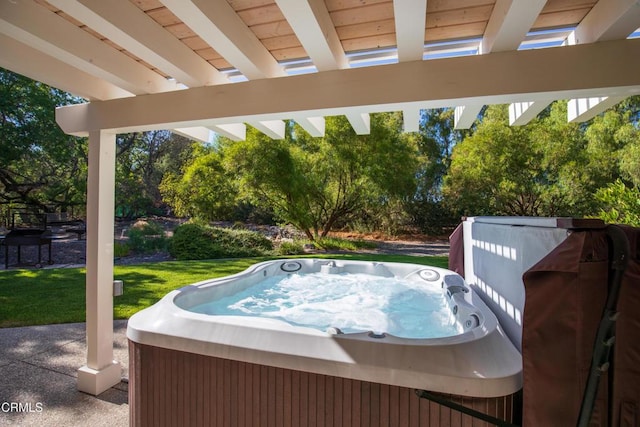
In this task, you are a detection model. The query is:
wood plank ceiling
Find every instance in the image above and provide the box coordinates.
[4,0,638,140]
[38,0,599,73]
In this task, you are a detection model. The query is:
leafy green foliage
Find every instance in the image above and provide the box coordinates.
[444,105,542,215]
[619,139,640,187]
[443,103,591,216]
[113,241,131,258]
[406,198,460,235]
[312,237,378,251]
[224,114,420,239]
[169,223,273,260]
[595,179,640,226]
[159,143,238,221]
[442,98,640,220]
[0,69,197,221]
[0,68,86,213]
[407,108,466,233]
[116,131,194,218]
[126,222,168,254]
[276,240,306,255]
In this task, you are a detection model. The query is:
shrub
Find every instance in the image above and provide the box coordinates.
[169,223,273,260]
[277,240,305,255]
[230,228,274,252]
[405,199,460,235]
[167,223,218,260]
[113,241,131,258]
[132,220,164,235]
[126,222,168,254]
[314,237,377,251]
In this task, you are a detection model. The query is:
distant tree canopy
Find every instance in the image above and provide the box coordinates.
[4,67,640,232]
[115,130,193,219]
[0,68,86,214]
[406,108,468,233]
[0,68,195,221]
[442,103,581,216]
[161,114,421,239]
[442,99,640,225]
[159,142,238,221]
[590,97,640,225]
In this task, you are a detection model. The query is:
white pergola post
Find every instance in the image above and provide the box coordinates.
[77,129,121,396]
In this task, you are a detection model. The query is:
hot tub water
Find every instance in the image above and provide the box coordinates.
[189,272,461,339]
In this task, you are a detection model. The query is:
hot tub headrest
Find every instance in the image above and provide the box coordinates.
[443,274,469,297]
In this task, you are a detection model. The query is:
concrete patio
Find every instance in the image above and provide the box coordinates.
[0,321,129,426]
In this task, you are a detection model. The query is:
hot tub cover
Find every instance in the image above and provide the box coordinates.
[522,226,640,426]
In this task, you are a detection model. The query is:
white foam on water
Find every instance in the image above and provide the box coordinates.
[190,272,462,339]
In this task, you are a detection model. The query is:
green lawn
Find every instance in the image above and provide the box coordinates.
[0,254,448,328]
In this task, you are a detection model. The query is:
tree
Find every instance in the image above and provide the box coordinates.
[591,96,640,225]
[406,108,467,233]
[442,103,593,216]
[442,98,640,221]
[159,143,239,221]
[595,179,640,226]
[0,68,86,216]
[115,130,193,218]
[223,114,420,239]
[443,105,542,215]
[619,136,640,186]
[529,101,592,215]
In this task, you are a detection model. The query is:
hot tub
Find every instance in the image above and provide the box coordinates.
[127,259,522,426]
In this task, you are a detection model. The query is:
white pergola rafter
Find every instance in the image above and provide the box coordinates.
[456,0,546,129]
[480,0,548,126]
[453,105,483,130]
[345,111,371,135]
[394,0,427,62]
[249,120,286,140]
[567,96,627,123]
[0,33,133,101]
[0,0,176,95]
[481,0,547,54]
[209,123,247,141]
[392,0,427,131]
[277,0,367,136]
[276,0,348,71]
[402,106,422,133]
[160,0,285,80]
[566,0,640,123]
[291,115,325,137]
[574,0,640,44]
[158,0,290,140]
[508,100,551,126]
[0,0,214,143]
[172,127,212,143]
[295,117,326,137]
[47,0,227,88]
[512,0,640,125]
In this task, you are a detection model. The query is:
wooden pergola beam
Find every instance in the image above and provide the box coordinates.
[57,38,640,135]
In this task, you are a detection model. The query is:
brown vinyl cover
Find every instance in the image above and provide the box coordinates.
[448,222,464,275]
[611,226,640,427]
[522,227,640,427]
